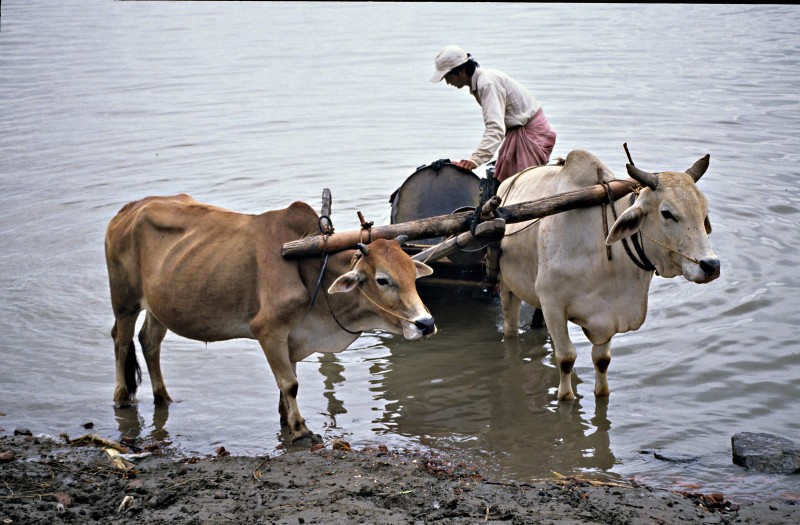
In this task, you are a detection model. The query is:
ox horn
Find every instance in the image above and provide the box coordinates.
[394,235,409,245]
[626,164,659,190]
[357,243,370,256]
[686,154,710,183]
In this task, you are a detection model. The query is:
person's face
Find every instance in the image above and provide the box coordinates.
[444,69,469,89]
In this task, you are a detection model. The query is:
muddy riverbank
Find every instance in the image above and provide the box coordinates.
[1,431,798,524]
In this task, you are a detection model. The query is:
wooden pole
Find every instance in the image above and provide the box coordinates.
[319,188,333,233]
[411,218,506,263]
[281,178,640,259]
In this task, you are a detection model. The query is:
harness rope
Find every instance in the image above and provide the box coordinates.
[599,182,656,272]
[309,215,334,309]
[639,228,701,265]
[324,288,363,335]
[417,235,451,265]
[496,174,539,237]
[356,287,421,325]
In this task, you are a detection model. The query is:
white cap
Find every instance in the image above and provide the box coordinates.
[430,45,469,83]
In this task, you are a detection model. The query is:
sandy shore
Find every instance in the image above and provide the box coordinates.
[1,432,798,525]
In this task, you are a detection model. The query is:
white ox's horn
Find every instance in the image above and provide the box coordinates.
[626,164,659,190]
[686,154,710,182]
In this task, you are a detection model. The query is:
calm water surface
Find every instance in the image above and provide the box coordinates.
[2,2,799,503]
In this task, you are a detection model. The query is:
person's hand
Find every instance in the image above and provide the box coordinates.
[454,159,478,170]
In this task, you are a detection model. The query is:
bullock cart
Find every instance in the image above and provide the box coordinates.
[283,148,720,403]
[281,159,640,298]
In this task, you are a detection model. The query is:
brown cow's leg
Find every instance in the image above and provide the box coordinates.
[278,391,288,425]
[251,315,316,442]
[139,311,172,405]
[591,342,612,397]
[262,340,314,442]
[112,313,140,408]
[277,361,297,426]
[542,308,577,400]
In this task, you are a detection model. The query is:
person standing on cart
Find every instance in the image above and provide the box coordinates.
[430,45,557,182]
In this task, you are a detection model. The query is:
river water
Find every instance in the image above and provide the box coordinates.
[1,2,799,503]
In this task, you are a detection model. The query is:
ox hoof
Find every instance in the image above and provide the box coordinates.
[113,400,137,410]
[291,432,322,447]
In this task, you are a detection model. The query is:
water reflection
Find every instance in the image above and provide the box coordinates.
[114,405,170,444]
[319,353,347,429]
[365,295,615,481]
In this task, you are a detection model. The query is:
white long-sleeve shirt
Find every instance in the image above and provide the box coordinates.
[469,68,540,167]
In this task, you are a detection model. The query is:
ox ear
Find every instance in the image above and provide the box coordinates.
[328,271,360,294]
[606,202,646,245]
[686,154,710,183]
[414,261,434,279]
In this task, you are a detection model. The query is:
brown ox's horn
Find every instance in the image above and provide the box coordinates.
[626,164,659,190]
[686,154,710,183]
[394,235,409,245]
[357,243,369,256]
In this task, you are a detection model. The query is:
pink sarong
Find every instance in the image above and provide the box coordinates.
[493,108,557,182]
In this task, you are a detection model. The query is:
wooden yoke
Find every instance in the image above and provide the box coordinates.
[282,178,640,259]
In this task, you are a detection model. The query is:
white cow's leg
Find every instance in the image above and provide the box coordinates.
[111,313,140,407]
[543,308,577,400]
[138,311,171,405]
[591,341,612,397]
[499,283,522,338]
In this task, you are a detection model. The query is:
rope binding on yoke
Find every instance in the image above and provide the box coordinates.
[357,211,373,244]
[309,212,335,309]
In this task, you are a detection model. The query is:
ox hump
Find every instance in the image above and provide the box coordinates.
[561,150,615,187]
[286,201,317,217]
[283,201,324,238]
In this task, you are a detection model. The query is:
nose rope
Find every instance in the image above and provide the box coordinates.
[638,229,700,265]
[357,287,421,325]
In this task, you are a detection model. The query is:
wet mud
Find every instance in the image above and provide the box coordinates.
[2,433,799,524]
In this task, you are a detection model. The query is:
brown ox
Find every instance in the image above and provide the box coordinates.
[105,195,435,442]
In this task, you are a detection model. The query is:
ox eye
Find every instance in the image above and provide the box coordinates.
[376,277,391,286]
[661,209,677,222]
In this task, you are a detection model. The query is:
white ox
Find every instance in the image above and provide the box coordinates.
[497,150,720,400]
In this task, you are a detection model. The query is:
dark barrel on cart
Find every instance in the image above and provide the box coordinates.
[389,160,496,298]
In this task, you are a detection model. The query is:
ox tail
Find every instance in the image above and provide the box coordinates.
[124,341,142,397]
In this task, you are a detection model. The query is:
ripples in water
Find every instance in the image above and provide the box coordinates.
[1,1,799,502]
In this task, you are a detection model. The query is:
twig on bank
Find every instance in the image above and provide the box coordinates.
[252,457,270,481]
[551,471,632,489]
